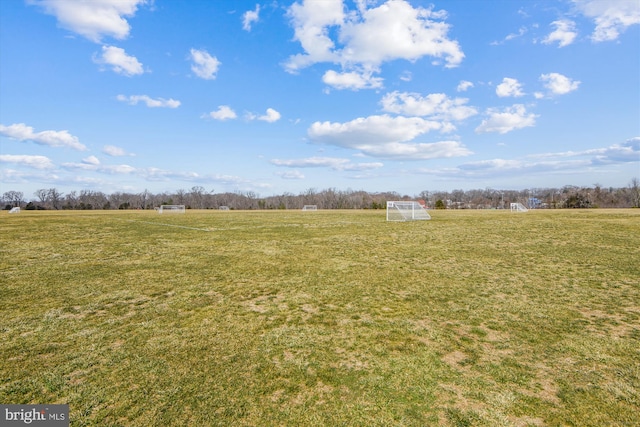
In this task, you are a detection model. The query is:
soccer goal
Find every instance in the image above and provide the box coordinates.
[302,205,317,211]
[8,207,20,214]
[510,202,529,212]
[386,201,431,221]
[219,206,230,211]
[158,205,185,214]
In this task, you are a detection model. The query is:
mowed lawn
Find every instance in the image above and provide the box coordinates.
[1,209,639,426]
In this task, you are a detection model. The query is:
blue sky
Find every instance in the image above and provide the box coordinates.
[1,0,639,198]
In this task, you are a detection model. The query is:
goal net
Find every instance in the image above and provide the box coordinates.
[510,202,529,212]
[158,205,186,214]
[386,201,431,221]
[302,205,317,211]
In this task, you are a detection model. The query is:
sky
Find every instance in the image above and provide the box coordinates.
[1,0,639,198]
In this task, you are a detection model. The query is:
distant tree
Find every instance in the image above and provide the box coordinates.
[139,189,150,210]
[435,199,446,209]
[35,189,49,207]
[189,186,205,209]
[565,192,591,208]
[48,188,63,210]
[630,178,640,208]
[2,191,24,208]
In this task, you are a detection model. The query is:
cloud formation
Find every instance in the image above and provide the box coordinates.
[117,95,180,108]
[242,4,260,31]
[421,137,640,180]
[457,80,474,92]
[0,123,87,150]
[270,157,383,171]
[475,105,537,134]
[322,70,383,90]
[246,108,282,123]
[573,0,640,42]
[539,73,580,96]
[94,45,144,76]
[0,154,55,169]
[102,145,133,157]
[543,19,578,47]
[205,105,237,121]
[496,78,525,98]
[189,48,220,80]
[380,91,477,122]
[308,115,471,159]
[29,0,147,42]
[285,0,464,90]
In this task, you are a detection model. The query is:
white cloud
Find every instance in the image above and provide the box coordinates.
[505,27,528,41]
[496,77,525,98]
[380,91,477,121]
[0,154,55,169]
[285,0,464,89]
[29,0,147,43]
[310,115,443,145]
[259,108,281,123]
[285,0,344,71]
[205,105,237,121]
[247,108,281,122]
[573,0,640,42]
[339,1,464,67]
[82,155,100,165]
[543,19,578,47]
[399,71,412,82]
[475,104,538,134]
[0,123,87,150]
[94,45,144,76]
[358,140,472,159]
[102,145,133,156]
[457,80,474,92]
[490,26,528,45]
[276,170,305,180]
[540,73,581,95]
[322,69,383,90]
[308,115,470,159]
[428,137,640,180]
[62,161,136,174]
[116,94,180,108]
[270,157,383,171]
[189,48,221,80]
[530,136,640,164]
[242,4,260,31]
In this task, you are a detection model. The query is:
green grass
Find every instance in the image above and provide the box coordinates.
[1,209,639,426]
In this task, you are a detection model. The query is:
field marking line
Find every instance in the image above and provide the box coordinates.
[122,219,212,232]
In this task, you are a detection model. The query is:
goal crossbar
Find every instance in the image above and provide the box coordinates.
[158,205,186,213]
[510,202,528,212]
[386,201,431,221]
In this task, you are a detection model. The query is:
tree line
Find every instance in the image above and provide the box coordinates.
[3,179,640,211]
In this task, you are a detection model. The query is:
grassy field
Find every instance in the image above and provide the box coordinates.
[1,208,639,426]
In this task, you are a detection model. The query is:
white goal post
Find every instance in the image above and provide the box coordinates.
[158,205,186,214]
[386,201,431,221]
[510,202,529,212]
[302,205,318,211]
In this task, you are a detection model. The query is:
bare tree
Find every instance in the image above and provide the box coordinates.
[630,177,640,208]
[48,188,63,210]
[3,191,24,208]
[189,186,205,209]
[35,189,49,208]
